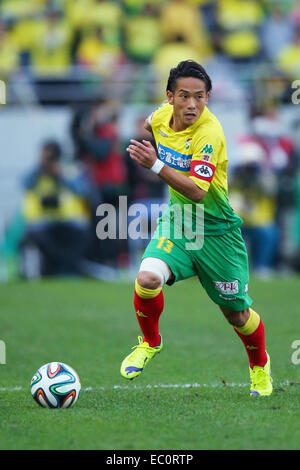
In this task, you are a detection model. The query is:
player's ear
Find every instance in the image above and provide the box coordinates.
[166,90,174,105]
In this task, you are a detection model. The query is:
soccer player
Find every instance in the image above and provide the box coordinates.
[121,60,273,396]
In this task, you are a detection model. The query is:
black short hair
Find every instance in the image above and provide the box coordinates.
[166,60,212,94]
[42,140,62,161]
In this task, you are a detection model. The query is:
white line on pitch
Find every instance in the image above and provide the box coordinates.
[0,381,291,393]
[85,382,249,391]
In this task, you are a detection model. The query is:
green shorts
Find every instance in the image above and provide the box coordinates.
[142,222,252,312]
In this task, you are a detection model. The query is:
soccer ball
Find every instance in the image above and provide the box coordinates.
[30,362,81,408]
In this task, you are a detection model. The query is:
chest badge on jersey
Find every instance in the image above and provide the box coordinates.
[185,138,192,150]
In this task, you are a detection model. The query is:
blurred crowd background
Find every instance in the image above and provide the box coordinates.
[0,0,300,282]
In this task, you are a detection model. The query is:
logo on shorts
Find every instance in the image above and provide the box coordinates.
[213,280,239,295]
[218,295,237,301]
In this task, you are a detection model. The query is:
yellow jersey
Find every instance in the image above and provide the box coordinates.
[148,102,243,235]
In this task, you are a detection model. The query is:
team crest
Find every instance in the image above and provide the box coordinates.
[185,138,192,150]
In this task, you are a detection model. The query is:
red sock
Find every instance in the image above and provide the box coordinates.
[134,289,164,347]
[234,318,267,368]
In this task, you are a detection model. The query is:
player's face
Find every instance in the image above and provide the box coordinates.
[167,77,209,131]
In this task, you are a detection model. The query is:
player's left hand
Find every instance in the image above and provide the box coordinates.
[127,139,157,169]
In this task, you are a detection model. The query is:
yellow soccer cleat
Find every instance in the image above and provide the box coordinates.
[120,336,163,380]
[249,353,273,397]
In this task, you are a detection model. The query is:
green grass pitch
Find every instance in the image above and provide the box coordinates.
[0,276,300,450]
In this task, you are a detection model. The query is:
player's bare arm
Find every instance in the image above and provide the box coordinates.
[144,119,153,135]
[127,138,206,203]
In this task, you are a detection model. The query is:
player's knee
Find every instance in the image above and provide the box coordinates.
[138,257,172,288]
[221,307,250,327]
[136,271,161,290]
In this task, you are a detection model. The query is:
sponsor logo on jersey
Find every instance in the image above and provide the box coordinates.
[201,154,211,162]
[200,144,213,154]
[157,142,192,171]
[190,160,216,182]
[214,280,239,295]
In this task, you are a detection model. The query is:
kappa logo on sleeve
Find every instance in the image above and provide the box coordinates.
[200,144,213,154]
[213,280,239,295]
[190,160,216,182]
